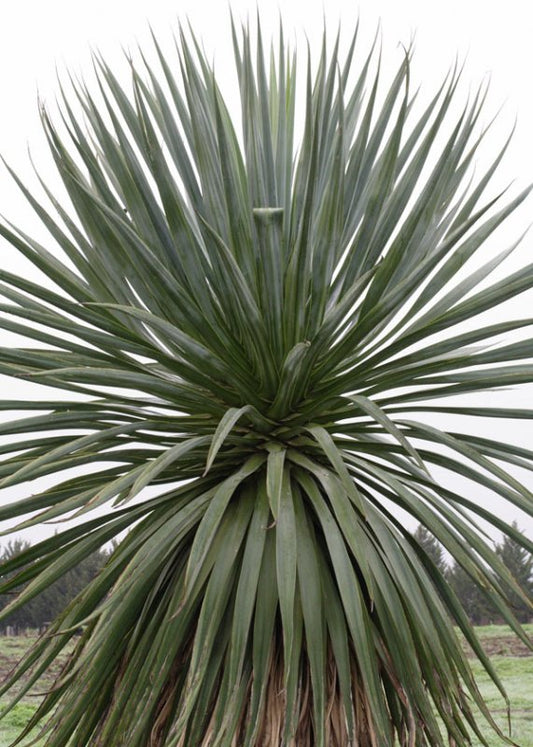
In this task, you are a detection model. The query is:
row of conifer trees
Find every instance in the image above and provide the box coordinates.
[1,526,531,633]
[0,540,111,633]
[414,522,533,624]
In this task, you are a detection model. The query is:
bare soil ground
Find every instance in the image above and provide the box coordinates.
[474,634,531,658]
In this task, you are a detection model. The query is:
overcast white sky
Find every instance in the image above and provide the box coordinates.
[0,0,532,546]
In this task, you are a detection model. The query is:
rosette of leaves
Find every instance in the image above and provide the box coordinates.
[0,18,532,747]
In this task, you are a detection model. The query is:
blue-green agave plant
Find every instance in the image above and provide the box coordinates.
[0,18,532,747]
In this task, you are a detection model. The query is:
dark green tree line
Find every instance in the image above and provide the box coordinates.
[494,522,533,623]
[414,523,532,624]
[0,540,110,633]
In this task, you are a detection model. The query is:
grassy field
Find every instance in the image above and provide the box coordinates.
[0,626,531,746]
[467,655,533,746]
[0,635,71,747]
[456,625,533,746]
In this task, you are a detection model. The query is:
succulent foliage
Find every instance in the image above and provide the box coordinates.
[0,18,532,747]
